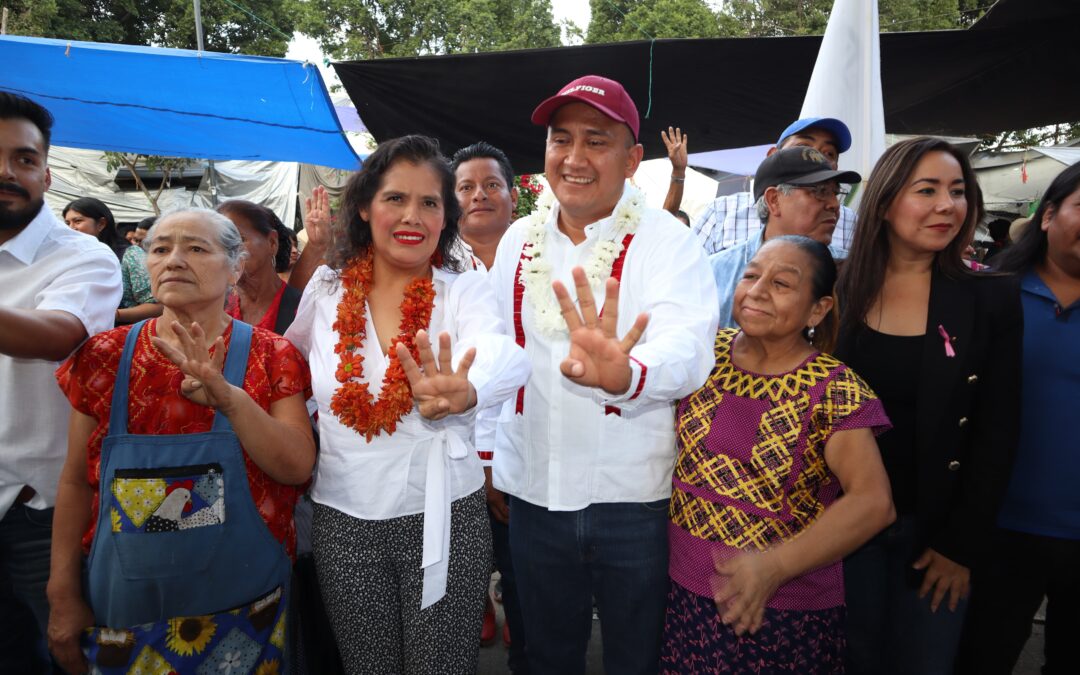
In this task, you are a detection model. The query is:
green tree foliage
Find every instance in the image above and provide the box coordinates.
[584,0,989,40]
[296,0,561,61]
[586,0,742,42]
[4,0,297,56]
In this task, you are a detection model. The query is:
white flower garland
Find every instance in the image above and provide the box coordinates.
[519,185,646,338]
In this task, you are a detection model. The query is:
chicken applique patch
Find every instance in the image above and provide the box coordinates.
[111,464,225,533]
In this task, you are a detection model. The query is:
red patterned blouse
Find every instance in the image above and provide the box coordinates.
[56,319,312,558]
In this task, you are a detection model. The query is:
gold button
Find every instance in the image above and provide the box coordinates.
[948,460,961,471]
[967,375,978,384]
[958,417,969,427]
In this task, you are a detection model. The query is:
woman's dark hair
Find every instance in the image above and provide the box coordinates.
[136,216,156,232]
[332,135,463,273]
[62,197,126,257]
[760,235,838,353]
[216,200,292,273]
[992,162,1080,274]
[837,137,980,336]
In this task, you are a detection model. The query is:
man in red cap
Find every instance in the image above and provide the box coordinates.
[484,75,719,674]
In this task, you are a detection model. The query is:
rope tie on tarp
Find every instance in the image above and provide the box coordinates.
[600,0,656,119]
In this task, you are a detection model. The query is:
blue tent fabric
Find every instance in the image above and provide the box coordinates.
[0,35,360,170]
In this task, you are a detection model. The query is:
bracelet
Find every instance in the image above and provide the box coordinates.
[671,176,685,184]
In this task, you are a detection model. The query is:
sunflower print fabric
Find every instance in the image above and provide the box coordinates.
[82,586,286,675]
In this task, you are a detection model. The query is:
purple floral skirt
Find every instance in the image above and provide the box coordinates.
[659,580,845,674]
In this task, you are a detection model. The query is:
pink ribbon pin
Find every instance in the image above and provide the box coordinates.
[937,324,956,358]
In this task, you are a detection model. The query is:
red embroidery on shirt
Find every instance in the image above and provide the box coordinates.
[512,243,532,414]
[602,234,635,413]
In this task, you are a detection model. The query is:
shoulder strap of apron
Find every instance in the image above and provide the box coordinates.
[211,319,254,433]
[106,320,149,434]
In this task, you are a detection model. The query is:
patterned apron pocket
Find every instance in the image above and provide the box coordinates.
[110,464,226,579]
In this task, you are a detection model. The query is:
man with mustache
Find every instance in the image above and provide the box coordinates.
[0,93,121,672]
[451,141,530,671]
[709,147,861,328]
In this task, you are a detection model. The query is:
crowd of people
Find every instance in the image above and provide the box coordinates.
[0,69,1076,675]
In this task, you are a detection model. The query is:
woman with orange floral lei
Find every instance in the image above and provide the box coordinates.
[284,134,530,673]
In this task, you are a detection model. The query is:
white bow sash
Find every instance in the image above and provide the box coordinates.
[420,428,470,609]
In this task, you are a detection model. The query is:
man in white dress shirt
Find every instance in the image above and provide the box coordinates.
[488,75,719,674]
[0,93,122,672]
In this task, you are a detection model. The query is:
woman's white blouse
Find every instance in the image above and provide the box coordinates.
[285,264,529,607]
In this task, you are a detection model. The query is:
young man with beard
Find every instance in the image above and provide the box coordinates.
[0,93,121,672]
[486,75,718,674]
[451,142,528,672]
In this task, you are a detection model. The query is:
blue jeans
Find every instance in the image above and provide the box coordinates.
[844,516,968,675]
[0,504,54,675]
[509,497,669,675]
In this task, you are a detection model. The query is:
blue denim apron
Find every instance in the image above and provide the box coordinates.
[82,319,292,673]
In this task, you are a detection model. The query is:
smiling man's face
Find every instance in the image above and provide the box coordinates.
[455,157,517,242]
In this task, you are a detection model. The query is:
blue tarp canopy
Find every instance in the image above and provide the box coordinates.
[0,35,360,170]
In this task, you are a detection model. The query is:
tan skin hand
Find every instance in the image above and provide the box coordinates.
[711,550,786,636]
[552,266,649,396]
[661,126,688,175]
[395,330,478,421]
[914,547,970,612]
[303,185,332,250]
[47,594,95,674]
[484,467,510,524]
[151,321,239,413]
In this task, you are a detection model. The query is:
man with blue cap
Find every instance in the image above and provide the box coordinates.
[693,117,858,253]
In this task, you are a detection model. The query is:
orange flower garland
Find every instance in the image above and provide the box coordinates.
[329,253,436,441]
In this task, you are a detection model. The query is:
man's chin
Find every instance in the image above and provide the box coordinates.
[0,199,43,231]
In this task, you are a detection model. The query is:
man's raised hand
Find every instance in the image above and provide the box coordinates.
[552,267,649,396]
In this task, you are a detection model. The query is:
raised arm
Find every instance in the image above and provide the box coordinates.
[289,186,333,292]
[661,127,688,215]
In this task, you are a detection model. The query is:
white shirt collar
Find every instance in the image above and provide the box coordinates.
[0,204,57,266]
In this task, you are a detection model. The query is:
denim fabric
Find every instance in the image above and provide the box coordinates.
[509,496,670,675]
[491,505,528,673]
[844,516,968,675]
[0,504,54,674]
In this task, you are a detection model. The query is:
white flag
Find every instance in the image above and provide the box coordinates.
[800,0,886,194]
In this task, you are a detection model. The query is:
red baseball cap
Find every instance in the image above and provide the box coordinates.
[531,75,640,142]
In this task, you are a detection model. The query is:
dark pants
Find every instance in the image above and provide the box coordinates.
[844,516,968,675]
[509,496,669,675]
[491,504,529,673]
[956,528,1080,675]
[0,504,54,675]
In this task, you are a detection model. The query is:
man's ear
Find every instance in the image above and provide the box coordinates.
[625,143,644,178]
[510,186,519,212]
[765,145,780,157]
[764,186,783,217]
[45,166,52,190]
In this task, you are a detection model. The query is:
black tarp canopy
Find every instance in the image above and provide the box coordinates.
[335,0,1079,174]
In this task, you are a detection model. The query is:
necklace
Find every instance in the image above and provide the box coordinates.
[329,252,436,440]
[518,184,646,337]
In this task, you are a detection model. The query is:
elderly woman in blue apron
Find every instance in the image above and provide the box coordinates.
[48,208,315,674]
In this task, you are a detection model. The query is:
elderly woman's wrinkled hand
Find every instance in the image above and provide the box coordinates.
[47,592,95,675]
[711,550,787,636]
[552,266,649,396]
[396,330,477,421]
[303,185,332,251]
[152,321,240,413]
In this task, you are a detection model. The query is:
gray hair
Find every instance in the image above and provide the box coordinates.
[755,183,795,226]
[142,207,248,273]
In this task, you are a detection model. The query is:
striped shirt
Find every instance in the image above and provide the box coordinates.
[692,191,857,254]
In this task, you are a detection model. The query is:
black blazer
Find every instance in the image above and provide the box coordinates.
[836,269,1023,568]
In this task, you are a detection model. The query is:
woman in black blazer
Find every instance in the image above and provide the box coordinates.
[834,137,1021,675]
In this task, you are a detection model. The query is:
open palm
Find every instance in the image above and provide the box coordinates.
[396,330,477,421]
[552,267,649,396]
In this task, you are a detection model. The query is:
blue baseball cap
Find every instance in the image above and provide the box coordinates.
[777,118,852,154]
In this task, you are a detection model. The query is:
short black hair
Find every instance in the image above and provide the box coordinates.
[0,92,54,149]
[451,141,515,187]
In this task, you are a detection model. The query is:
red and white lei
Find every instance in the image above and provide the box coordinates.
[518,185,645,338]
